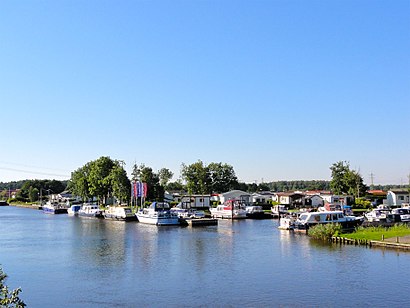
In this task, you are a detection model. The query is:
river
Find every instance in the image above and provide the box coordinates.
[1,206,409,307]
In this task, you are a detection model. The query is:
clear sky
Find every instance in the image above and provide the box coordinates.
[1,0,409,185]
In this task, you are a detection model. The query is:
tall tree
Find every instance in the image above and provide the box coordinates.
[181,160,211,195]
[158,168,173,188]
[330,161,367,196]
[208,162,238,193]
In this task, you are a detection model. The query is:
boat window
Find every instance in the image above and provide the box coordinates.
[332,214,338,221]
[325,214,331,221]
[314,215,320,222]
[338,213,344,219]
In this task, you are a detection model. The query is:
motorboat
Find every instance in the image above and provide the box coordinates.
[271,204,288,218]
[364,208,390,222]
[210,199,247,219]
[42,200,69,214]
[103,206,136,221]
[290,210,363,231]
[67,204,81,215]
[78,203,103,218]
[136,202,180,225]
[389,208,410,222]
[245,204,266,219]
[170,203,205,219]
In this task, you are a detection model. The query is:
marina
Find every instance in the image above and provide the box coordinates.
[1,205,410,307]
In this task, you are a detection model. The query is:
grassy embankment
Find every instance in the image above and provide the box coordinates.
[340,224,410,241]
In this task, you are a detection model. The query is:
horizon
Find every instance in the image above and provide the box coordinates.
[1,1,409,186]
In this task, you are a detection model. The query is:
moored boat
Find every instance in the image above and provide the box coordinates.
[291,210,363,231]
[210,199,247,219]
[67,204,82,215]
[245,204,266,219]
[103,206,136,221]
[271,204,288,218]
[389,208,410,223]
[170,203,205,219]
[136,202,180,225]
[42,200,69,214]
[78,203,104,218]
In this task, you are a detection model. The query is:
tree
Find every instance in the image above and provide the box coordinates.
[109,162,131,204]
[0,267,26,307]
[139,164,163,201]
[158,168,173,188]
[181,160,211,195]
[330,161,368,197]
[208,162,238,193]
[69,156,130,205]
[330,161,351,195]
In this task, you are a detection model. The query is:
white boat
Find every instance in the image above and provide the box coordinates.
[78,203,103,218]
[210,199,247,219]
[364,208,390,222]
[67,204,81,215]
[170,204,205,219]
[103,206,136,221]
[290,210,363,231]
[245,204,266,219]
[271,204,288,218]
[390,208,410,222]
[42,200,69,214]
[136,202,180,225]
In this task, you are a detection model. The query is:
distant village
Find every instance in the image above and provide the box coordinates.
[2,187,409,210]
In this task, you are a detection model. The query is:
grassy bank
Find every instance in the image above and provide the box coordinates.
[341,224,410,241]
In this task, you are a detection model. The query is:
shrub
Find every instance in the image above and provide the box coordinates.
[308,223,342,241]
[0,267,26,307]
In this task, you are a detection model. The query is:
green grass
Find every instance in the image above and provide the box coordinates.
[341,224,410,241]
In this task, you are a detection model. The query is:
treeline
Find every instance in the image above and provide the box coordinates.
[0,179,68,202]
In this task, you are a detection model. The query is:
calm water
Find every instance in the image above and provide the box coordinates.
[1,206,409,307]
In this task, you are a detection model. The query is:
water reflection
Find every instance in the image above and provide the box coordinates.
[2,206,410,307]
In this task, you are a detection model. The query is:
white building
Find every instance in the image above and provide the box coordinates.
[219,190,251,204]
[386,189,410,206]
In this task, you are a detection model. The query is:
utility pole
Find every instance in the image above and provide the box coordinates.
[369,172,374,189]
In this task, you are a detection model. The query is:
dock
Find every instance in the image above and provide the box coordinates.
[183,218,218,227]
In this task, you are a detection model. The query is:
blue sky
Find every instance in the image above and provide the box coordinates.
[1,0,409,185]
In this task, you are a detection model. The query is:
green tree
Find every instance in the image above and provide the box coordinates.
[109,162,131,204]
[139,164,163,201]
[330,161,351,194]
[69,156,130,205]
[68,164,91,201]
[208,162,238,193]
[181,160,211,195]
[28,187,39,202]
[0,267,26,307]
[158,168,173,188]
[330,161,367,197]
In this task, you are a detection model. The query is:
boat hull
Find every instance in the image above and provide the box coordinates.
[43,207,68,214]
[136,213,180,226]
[104,213,137,221]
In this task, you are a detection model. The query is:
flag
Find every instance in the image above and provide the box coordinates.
[137,181,142,197]
[143,182,148,198]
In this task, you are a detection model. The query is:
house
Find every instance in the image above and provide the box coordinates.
[305,195,324,208]
[276,192,305,208]
[320,193,354,206]
[219,190,251,204]
[386,189,410,206]
[179,195,211,208]
[251,192,270,203]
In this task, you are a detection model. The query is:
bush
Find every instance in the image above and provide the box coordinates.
[0,267,26,307]
[308,223,342,240]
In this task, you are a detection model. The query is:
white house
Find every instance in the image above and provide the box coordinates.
[305,195,324,207]
[386,189,410,206]
[179,195,211,208]
[251,193,270,203]
[219,190,251,204]
[320,193,353,206]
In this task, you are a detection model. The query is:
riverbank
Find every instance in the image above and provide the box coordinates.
[336,224,410,250]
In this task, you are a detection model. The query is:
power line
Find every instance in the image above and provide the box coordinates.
[0,166,69,178]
